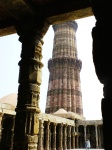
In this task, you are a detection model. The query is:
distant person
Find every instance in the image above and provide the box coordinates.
[85,139,91,150]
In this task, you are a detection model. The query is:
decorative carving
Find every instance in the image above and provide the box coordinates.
[48,58,82,71]
[27,135,38,143]
[13,18,50,149]
[47,89,82,96]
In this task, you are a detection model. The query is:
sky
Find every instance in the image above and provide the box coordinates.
[0,16,103,120]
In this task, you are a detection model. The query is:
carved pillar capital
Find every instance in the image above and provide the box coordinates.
[16,18,50,39]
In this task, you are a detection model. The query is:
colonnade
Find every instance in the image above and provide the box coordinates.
[38,114,76,150]
[0,111,104,149]
[78,121,103,149]
[0,112,77,150]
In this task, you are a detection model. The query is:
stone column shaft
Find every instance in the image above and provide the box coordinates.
[67,125,71,149]
[63,124,67,150]
[38,120,44,150]
[84,125,87,142]
[58,124,63,150]
[71,126,75,149]
[95,125,98,148]
[76,125,79,148]
[98,126,101,148]
[52,123,57,150]
[13,19,49,150]
[45,121,50,150]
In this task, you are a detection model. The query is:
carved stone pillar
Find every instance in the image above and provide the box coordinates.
[67,125,71,149]
[71,126,75,149]
[45,121,50,150]
[98,126,101,148]
[76,125,79,148]
[95,125,98,148]
[52,123,57,150]
[63,124,67,150]
[38,119,44,150]
[13,19,49,150]
[58,123,63,150]
[100,126,103,148]
[84,125,87,142]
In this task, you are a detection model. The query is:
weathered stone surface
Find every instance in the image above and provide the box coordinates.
[0,0,92,36]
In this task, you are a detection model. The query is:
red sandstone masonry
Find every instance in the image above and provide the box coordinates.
[45,21,83,116]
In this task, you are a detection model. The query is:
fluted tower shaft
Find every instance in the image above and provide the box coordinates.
[45,21,83,116]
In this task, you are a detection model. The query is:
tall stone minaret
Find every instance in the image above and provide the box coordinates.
[45,21,83,116]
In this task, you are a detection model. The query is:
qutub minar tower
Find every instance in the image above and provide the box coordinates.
[45,21,83,116]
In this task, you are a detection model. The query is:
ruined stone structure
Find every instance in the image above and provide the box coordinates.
[0,97,103,149]
[45,21,83,115]
[0,95,103,150]
[0,0,111,149]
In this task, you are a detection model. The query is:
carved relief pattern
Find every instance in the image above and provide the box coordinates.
[13,19,49,149]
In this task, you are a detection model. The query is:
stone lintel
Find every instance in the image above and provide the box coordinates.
[39,113,74,126]
[78,119,103,126]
